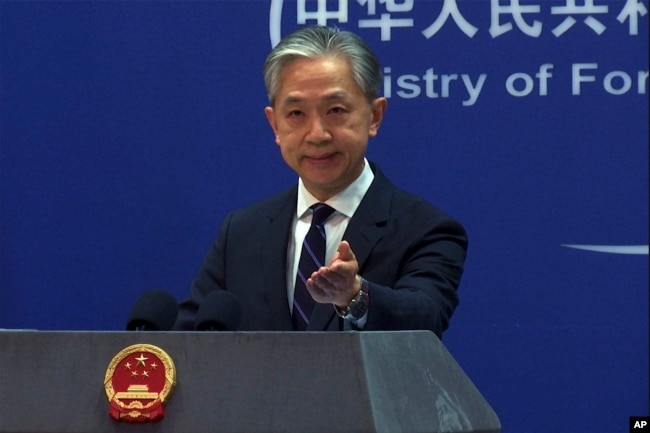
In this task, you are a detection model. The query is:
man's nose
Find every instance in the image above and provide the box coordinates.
[306,115,332,143]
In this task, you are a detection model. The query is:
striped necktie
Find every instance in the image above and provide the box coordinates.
[292,203,335,330]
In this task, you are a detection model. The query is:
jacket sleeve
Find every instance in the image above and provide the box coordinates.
[173,213,232,330]
[356,207,467,338]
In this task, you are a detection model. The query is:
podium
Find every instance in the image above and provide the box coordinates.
[0,330,500,433]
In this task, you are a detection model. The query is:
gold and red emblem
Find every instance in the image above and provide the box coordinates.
[104,343,176,422]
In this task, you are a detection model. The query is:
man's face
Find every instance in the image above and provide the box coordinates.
[265,56,387,201]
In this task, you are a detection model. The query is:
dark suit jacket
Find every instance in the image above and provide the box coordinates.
[174,163,467,337]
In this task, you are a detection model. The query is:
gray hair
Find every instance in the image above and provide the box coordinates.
[263,26,382,105]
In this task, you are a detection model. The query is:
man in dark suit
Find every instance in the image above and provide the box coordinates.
[174,26,467,337]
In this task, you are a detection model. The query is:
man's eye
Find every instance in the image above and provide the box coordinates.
[329,106,346,115]
[288,110,304,118]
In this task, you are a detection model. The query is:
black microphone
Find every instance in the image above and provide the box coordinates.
[126,289,179,331]
[194,290,243,331]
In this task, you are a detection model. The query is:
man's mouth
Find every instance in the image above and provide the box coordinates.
[305,153,337,164]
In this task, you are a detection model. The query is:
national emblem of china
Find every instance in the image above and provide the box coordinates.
[104,344,176,422]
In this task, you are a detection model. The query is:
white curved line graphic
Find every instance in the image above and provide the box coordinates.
[561,244,649,255]
[269,0,283,48]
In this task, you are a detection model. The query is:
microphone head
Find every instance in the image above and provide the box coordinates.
[126,289,179,331]
[194,290,243,331]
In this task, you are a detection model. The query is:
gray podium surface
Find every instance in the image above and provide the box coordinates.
[0,330,500,433]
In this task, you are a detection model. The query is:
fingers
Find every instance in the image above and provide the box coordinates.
[327,241,354,267]
[309,267,346,289]
[306,270,345,304]
[306,240,359,304]
[336,240,355,262]
[320,242,358,280]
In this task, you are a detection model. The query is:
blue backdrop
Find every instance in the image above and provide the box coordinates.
[1,1,648,432]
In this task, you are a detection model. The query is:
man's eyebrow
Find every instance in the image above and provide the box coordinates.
[325,91,360,105]
[279,91,350,106]
[323,91,349,101]
[280,96,304,105]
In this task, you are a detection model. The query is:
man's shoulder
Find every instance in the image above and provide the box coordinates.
[369,163,462,226]
[229,186,297,220]
[390,185,453,222]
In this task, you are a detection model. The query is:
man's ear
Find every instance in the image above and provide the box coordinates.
[264,107,280,145]
[368,97,387,137]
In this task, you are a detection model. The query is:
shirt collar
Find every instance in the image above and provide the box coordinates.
[296,158,374,219]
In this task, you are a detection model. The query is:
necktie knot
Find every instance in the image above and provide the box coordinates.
[310,203,335,227]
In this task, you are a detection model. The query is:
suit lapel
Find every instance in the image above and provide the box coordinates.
[345,165,393,273]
